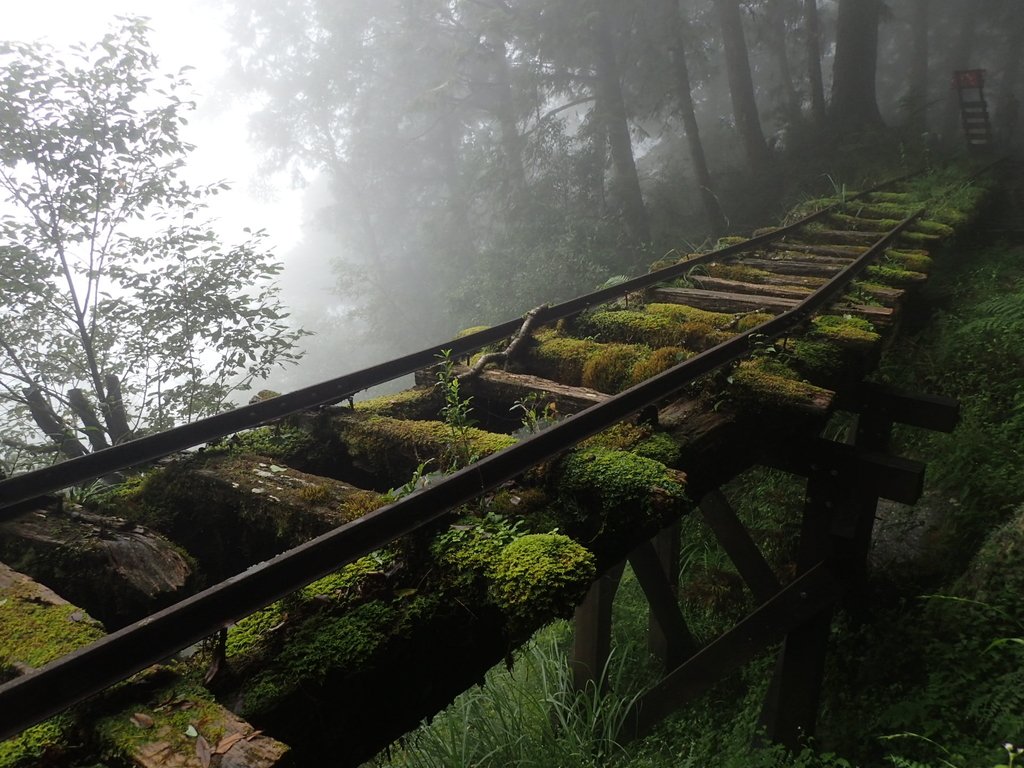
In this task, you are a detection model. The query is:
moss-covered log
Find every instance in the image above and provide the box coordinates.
[95,454,385,582]
[0,505,194,628]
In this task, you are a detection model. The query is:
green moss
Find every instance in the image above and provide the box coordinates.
[886,249,933,273]
[0,716,73,768]
[455,325,490,338]
[581,344,648,392]
[831,212,901,230]
[730,357,831,409]
[716,236,748,248]
[648,256,683,273]
[300,552,395,604]
[575,309,680,347]
[489,534,596,628]
[910,219,954,238]
[790,338,843,378]
[705,264,774,283]
[844,201,912,221]
[631,346,690,381]
[530,332,603,383]
[348,416,516,475]
[580,423,648,452]
[633,432,682,467]
[865,264,926,287]
[809,314,880,349]
[95,678,233,758]
[0,584,105,671]
[211,424,316,462]
[354,387,440,419]
[899,230,941,246]
[646,302,736,330]
[735,312,774,332]
[227,602,287,660]
[559,448,687,521]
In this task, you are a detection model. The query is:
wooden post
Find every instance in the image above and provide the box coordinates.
[570,561,625,691]
[645,522,683,668]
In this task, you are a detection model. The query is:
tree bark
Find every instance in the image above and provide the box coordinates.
[939,0,978,146]
[905,0,929,133]
[766,0,801,124]
[68,388,111,451]
[715,0,771,174]
[101,374,132,444]
[23,386,89,460]
[593,0,651,247]
[804,0,826,127]
[829,0,884,129]
[661,0,727,236]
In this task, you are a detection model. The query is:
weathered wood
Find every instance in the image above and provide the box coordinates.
[98,454,385,583]
[698,490,781,603]
[571,561,625,691]
[628,538,696,667]
[792,229,887,246]
[650,286,792,314]
[0,506,194,628]
[416,365,609,416]
[646,522,682,667]
[736,258,842,277]
[773,240,868,258]
[690,275,813,300]
[650,287,894,325]
[625,563,841,741]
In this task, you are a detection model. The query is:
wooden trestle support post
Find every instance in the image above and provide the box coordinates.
[571,383,959,749]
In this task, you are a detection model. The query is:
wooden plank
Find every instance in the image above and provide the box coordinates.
[736,258,842,277]
[698,490,781,603]
[646,522,682,667]
[629,538,696,668]
[791,230,887,246]
[650,286,795,314]
[651,287,894,325]
[462,367,609,414]
[690,275,813,300]
[570,561,625,691]
[625,563,841,740]
[774,241,868,258]
[846,383,960,433]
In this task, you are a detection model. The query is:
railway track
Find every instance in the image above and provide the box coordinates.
[0,164,997,765]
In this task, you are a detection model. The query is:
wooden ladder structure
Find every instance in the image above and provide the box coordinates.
[954,69,993,151]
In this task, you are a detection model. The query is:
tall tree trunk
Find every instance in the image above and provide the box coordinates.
[68,388,110,451]
[661,0,727,236]
[829,0,883,128]
[102,373,132,444]
[593,0,651,247]
[804,0,826,127]
[488,37,527,197]
[905,0,929,133]
[715,0,771,174]
[939,0,978,146]
[766,0,801,124]
[995,10,1024,145]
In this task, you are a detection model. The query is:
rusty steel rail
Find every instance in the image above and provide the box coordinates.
[0,175,916,516]
[0,202,925,740]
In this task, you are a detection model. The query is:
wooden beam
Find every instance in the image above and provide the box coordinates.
[629,537,696,668]
[772,241,867,258]
[736,258,842,277]
[624,563,842,740]
[689,275,813,300]
[698,490,781,604]
[570,561,625,691]
[646,522,683,668]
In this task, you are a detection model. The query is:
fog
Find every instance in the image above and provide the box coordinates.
[2,0,1022,466]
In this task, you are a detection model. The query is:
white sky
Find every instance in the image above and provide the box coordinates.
[3,0,305,254]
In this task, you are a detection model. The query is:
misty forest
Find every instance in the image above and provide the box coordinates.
[1,1,1024,767]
